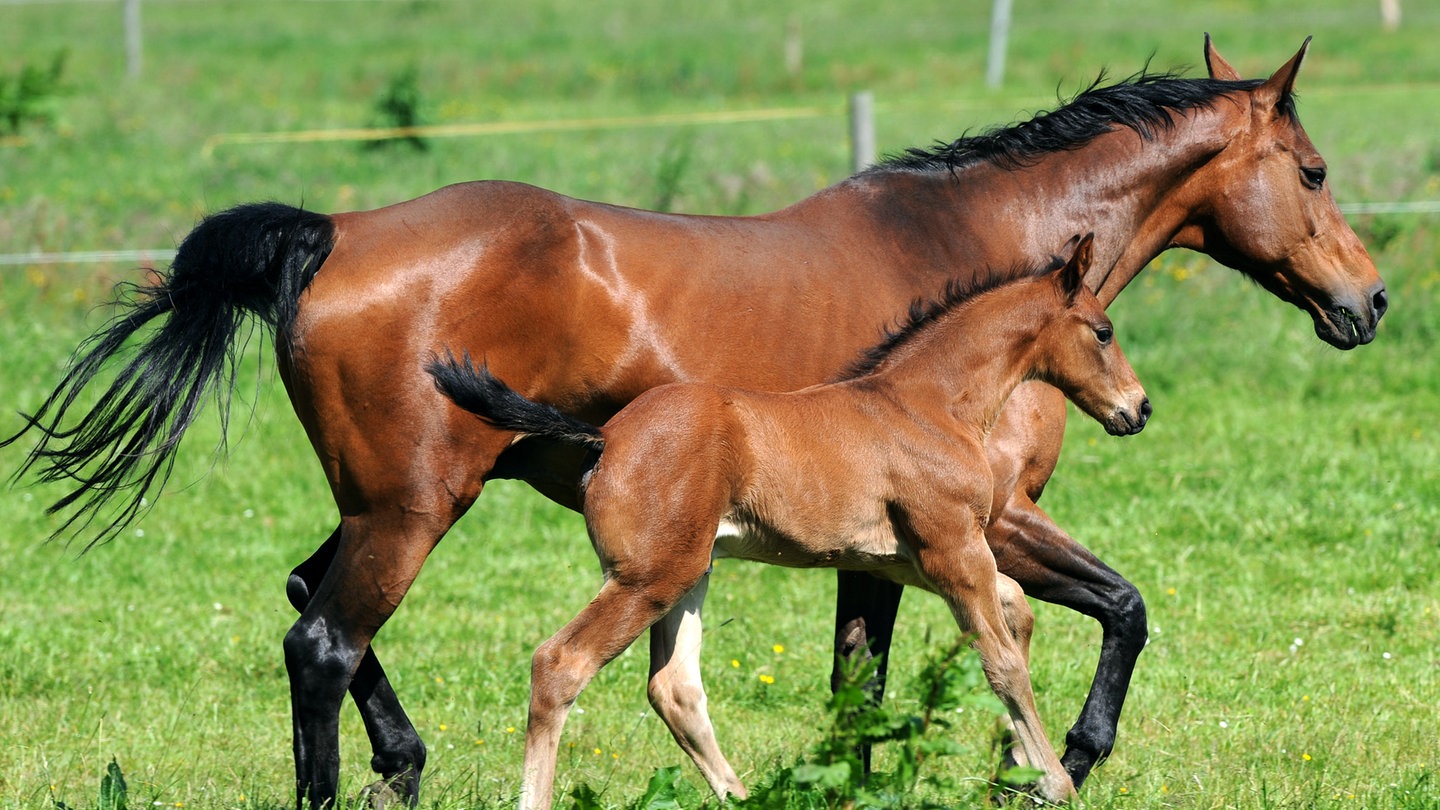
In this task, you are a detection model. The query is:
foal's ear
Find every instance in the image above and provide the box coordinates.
[1255,36,1312,117]
[1203,33,1241,81]
[1059,233,1094,303]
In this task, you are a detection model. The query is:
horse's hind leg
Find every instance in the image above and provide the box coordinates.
[646,574,746,800]
[988,495,1147,789]
[287,528,426,806]
[831,571,904,774]
[286,509,451,810]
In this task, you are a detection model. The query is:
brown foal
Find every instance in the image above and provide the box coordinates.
[431,236,1150,808]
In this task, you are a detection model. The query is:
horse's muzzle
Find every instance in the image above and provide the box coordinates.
[1317,282,1388,349]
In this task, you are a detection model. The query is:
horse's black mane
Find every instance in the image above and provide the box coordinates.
[840,256,1065,380]
[872,71,1288,174]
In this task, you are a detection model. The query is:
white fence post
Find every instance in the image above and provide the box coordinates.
[986,0,1012,89]
[1380,0,1401,31]
[849,91,874,173]
[125,0,142,79]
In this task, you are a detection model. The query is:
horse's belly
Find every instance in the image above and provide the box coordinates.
[711,514,916,575]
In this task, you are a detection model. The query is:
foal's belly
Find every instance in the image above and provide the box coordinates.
[710,513,927,587]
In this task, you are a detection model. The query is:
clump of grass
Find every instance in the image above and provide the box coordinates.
[570,640,1035,810]
[366,64,428,151]
[736,640,1037,809]
[53,758,127,810]
[0,49,66,135]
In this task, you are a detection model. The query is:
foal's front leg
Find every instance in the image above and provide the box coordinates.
[646,573,747,800]
[912,521,1074,804]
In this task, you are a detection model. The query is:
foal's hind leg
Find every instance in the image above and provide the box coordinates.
[287,528,427,806]
[522,558,714,810]
[646,574,746,800]
[988,494,1147,789]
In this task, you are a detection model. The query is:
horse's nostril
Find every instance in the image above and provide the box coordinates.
[1372,286,1389,319]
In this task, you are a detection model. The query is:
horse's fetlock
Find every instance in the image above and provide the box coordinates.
[370,739,426,779]
[1064,721,1115,763]
[286,571,312,612]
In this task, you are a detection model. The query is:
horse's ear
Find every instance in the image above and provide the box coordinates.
[1255,36,1312,116]
[1204,33,1241,81]
[1059,233,1094,303]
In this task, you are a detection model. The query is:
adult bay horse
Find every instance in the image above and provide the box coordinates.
[4,36,1385,808]
[429,236,1148,808]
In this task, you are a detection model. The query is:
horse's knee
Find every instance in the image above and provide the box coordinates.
[529,640,589,719]
[1107,579,1148,655]
[283,617,347,674]
[994,575,1034,645]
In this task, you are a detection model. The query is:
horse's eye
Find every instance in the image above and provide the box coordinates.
[1094,325,1113,344]
[1301,166,1327,190]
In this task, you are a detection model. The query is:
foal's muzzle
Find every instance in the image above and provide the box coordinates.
[1107,397,1151,436]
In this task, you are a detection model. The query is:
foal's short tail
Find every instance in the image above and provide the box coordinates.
[2,202,335,546]
[428,352,604,448]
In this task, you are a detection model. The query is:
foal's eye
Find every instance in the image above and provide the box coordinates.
[1300,166,1327,190]
[1094,325,1113,345]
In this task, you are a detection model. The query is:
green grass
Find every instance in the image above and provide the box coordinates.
[2,1,1439,808]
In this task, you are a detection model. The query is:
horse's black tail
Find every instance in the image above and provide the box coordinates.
[2,202,335,547]
[428,351,604,448]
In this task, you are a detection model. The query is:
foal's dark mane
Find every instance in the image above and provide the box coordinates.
[872,71,1285,174]
[840,257,1063,381]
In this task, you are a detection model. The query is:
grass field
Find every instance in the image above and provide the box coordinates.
[2,1,1438,808]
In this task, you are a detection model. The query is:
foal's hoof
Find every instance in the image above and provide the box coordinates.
[359,770,420,810]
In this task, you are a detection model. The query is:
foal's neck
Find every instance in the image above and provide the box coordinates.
[868,289,1056,440]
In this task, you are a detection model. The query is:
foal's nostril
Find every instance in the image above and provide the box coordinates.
[1372,286,1389,320]
[1139,398,1153,421]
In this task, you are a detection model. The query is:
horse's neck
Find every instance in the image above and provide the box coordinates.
[869,108,1233,307]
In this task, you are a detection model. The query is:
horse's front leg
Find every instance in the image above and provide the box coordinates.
[987,494,1147,789]
[646,573,746,800]
[287,528,426,807]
